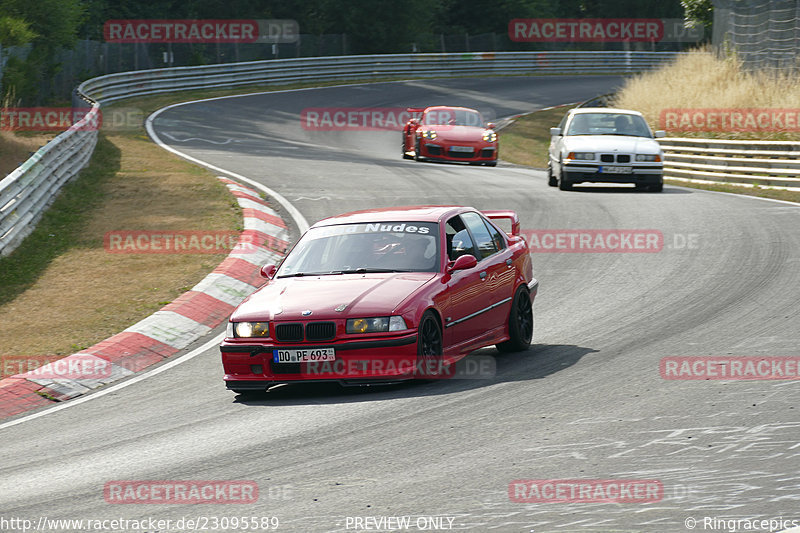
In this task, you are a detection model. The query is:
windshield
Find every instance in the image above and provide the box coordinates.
[422,108,483,127]
[566,112,652,137]
[276,222,440,277]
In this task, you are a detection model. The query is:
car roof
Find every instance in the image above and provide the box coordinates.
[424,105,479,113]
[312,205,473,227]
[569,107,644,117]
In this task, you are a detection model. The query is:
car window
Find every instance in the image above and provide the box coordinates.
[461,212,499,260]
[566,113,652,137]
[423,109,483,127]
[445,216,477,261]
[277,222,439,276]
[483,217,506,252]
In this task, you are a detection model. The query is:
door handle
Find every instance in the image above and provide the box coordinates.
[479,271,487,280]
[505,258,513,268]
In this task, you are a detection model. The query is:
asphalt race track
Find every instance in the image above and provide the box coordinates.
[1,76,799,533]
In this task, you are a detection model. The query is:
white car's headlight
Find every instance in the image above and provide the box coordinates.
[567,152,595,160]
[636,154,661,162]
[421,130,437,140]
[231,321,270,338]
[346,316,407,334]
[482,131,497,142]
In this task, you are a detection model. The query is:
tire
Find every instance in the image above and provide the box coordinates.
[414,139,424,162]
[416,310,444,377]
[496,287,533,353]
[650,182,663,192]
[547,163,558,186]
[557,163,572,190]
[402,136,413,159]
[485,161,497,167]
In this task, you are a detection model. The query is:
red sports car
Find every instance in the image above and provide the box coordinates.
[402,106,498,166]
[220,206,537,392]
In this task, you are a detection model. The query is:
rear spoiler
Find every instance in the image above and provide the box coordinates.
[406,107,425,116]
[482,210,520,236]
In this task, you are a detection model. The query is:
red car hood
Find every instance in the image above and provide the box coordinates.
[429,125,486,143]
[232,272,437,322]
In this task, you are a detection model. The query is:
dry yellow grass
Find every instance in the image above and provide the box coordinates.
[612,46,800,140]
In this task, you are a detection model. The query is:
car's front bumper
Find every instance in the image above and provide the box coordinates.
[419,142,497,162]
[220,333,422,387]
[562,163,662,185]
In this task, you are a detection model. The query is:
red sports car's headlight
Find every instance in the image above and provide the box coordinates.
[228,321,270,338]
[482,131,497,142]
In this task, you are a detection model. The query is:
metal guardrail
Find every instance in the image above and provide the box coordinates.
[659,137,800,189]
[1,51,684,256]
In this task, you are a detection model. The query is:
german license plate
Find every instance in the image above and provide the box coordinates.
[450,146,474,153]
[273,348,335,363]
[600,166,633,174]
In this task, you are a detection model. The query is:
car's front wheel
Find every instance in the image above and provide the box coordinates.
[496,287,533,352]
[414,139,424,162]
[548,162,558,186]
[416,310,443,377]
[558,164,572,190]
[402,135,413,159]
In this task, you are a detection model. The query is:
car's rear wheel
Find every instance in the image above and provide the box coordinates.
[416,310,443,377]
[496,287,533,353]
[548,162,558,186]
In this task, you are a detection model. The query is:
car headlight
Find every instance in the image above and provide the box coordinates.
[636,154,661,162]
[230,321,270,338]
[482,131,497,142]
[567,152,595,160]
[421,130,437,140]
[346,316,407,334]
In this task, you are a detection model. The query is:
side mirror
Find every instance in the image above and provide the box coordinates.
[260,264,277,279]
[654,130,666,138]
[447,254,478,273]
[550,127,562,136]
[486,122,497,130]
[408,118,420,126]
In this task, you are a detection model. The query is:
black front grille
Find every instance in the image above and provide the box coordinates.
[426,145,442,156]
[600,154,614,163]
[306,321,336,341]
[271,361,301,374]
[275,323,303,342]
[617,154,630,163]
[481,148,495,158]
[449,148,475,158]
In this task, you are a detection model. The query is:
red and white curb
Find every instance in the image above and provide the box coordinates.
[0,177,288,419]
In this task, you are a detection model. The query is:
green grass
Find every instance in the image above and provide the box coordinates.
[500,104,577,169]
[0,135,120,306]
[500,106,800,204]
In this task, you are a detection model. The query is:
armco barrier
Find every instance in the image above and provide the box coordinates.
[1,50,685,257]
[659,137,800,189]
